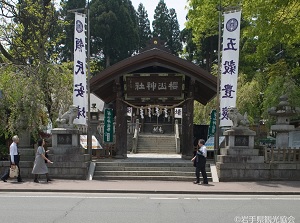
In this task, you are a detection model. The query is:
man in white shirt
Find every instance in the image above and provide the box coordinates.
[1,135,23,182]
[191,139,208,185]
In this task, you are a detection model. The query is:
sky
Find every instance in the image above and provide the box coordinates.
[53,0,188,30]
[131,0,188,30]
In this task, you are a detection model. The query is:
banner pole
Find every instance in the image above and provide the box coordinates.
[215,1,222,163]
[86,1,92,159]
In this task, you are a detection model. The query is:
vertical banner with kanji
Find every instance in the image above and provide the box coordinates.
[220,11,241,127]
[208,109,217,138]
[104,108,114,143]
[73,13,87,125]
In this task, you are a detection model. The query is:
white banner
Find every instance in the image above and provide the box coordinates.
[73,13,87,125]
[220,11,241,126]
[80,135,103,149]
[174,108,182,119]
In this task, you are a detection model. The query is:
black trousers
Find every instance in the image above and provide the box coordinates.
[195,155,208,184]
[1,155,22,181]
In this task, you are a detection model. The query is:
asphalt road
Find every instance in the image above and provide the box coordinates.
[0,192,298,223]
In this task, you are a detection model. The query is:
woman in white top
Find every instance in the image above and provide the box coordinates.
[32,139,53,183]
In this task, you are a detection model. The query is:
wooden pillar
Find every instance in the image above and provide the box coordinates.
[114,82,127,159]
[181,81,194,159]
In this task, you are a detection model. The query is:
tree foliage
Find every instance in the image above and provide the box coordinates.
[152,0,182,55]
[137,3,152,50]
[0,0,73,139]
[59,0,87,62]
[0,0,63,64]
[187,0,300,125]
[0,64,73,139]
[89,0,139,67]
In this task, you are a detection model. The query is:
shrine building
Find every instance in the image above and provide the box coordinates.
[90,39,217,159]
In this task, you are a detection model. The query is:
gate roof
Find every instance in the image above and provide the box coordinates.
[90,47,217,105]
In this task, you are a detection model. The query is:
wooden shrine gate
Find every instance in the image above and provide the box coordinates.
[90,38,217,159]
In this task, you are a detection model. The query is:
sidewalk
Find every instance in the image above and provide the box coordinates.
[1,179,300,195]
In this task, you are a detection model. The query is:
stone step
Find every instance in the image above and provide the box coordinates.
[137,135,176,154]
[137,149,176,153]
[19,156,35,161]
[93,161,212,181]
[138,140,175,144]
[138,136,175,143]
[94,170,202,177]
[47,154,90,162]
[93,175,212,182]
[95,161,203,167]
[137,144,176,147]
[19,148,35,156]
[96,166,200,172]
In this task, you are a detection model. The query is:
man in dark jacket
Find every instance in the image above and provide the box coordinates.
[191,139,208,185]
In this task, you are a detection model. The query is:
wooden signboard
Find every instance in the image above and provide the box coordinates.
[124,74,184,99]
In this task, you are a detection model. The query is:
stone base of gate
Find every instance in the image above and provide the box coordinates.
[216,127,263,181]
[48,128,90,180]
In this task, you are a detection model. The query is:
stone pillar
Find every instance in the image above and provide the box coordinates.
[18,130,31,148]
[52,128,80,147]
[268,95,300,148]
[114,83,127,159]
[181,82,194,159]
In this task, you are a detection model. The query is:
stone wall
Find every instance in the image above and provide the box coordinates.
[216,162,300,181]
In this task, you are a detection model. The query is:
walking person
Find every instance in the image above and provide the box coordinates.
[32,139,53,183]
[1,135,23,182]
[191,139,208,185]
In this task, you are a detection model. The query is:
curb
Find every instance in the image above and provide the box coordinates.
[1,189,300,195]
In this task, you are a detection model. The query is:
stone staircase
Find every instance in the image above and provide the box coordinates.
[137,134,176,154]
[92,158,212,182]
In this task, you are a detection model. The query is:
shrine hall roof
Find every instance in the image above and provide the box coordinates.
[90,47,217,105]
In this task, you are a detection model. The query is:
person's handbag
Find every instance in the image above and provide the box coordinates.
[9,165,19,178]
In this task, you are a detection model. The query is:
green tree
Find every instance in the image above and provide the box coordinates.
[59,0,87,62]
[152,0,182,55]
[89,0,139,67]
[152,0,170,42]
[167,8,182,55]
[137,3,152,50]
[0,0,63,65]
[187,0,300,124]
[0,1,73,138]
[0,64,73,138]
